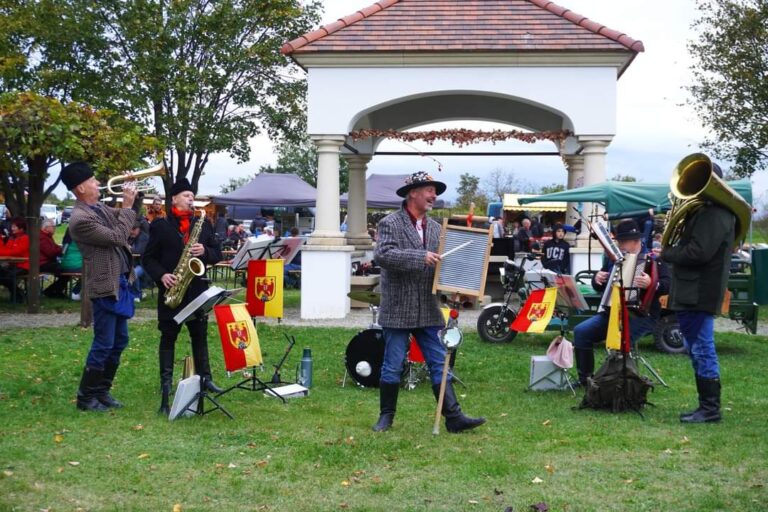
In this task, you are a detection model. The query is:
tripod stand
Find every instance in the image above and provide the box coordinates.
[173,375,234,420]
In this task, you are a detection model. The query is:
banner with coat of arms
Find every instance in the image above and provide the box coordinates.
[246,259,284,318]
[510,288,558,333]
[214,303,263,372]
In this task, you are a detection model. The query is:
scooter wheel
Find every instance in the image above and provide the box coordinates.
[477,305,518,343]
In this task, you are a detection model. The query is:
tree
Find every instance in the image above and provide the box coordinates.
[610,174,637,182]
[456,173,487,213]
[0,91,156,313]
[482,168,518,202]
[539,183,566,194]
[259,136,349,193]
[87,0,322,196]
[688,0,768,177]
[219,174,257,195]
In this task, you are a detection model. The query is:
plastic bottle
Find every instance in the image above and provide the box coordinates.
[298,348,313,388]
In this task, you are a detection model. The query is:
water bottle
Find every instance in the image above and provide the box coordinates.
[298,348,313,388]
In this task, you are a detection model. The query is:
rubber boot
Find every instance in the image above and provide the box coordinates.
[191,334,223,394]
[680,377,721,423]
[158,349,174,415]
[76,367,109,412]
[98,360,123,408]
[574,347,594,386]
[433,382,486,433]
[372,383,399,432]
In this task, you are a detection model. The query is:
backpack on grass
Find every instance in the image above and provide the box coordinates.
[579,352,654,415]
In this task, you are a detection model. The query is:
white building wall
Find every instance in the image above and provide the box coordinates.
[306,67,617,135]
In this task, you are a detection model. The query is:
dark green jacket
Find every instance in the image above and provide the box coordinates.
[661,204,735,314]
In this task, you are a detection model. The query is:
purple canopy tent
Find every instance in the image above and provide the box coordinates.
[340,173,445,209]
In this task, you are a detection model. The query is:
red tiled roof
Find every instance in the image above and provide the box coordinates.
[281,0,644,55]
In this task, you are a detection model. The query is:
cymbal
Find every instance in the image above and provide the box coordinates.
[347,290,381,306]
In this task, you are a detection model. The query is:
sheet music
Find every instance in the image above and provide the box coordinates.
[173,286,236,324]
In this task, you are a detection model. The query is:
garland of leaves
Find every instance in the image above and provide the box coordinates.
[349,128,572,147]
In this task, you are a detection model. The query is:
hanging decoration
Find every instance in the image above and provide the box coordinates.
[349,128,572,148]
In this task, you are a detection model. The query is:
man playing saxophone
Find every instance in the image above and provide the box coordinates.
[143,178,223,414]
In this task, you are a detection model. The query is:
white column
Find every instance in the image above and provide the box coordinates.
[310,135,347,246]
[344,155,373,249]
[577,136,612,247]
[563,154,587,246]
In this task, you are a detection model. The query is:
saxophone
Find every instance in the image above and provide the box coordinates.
[164,209,207,309]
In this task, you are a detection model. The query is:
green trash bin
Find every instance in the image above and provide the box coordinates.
[753,248,768,305]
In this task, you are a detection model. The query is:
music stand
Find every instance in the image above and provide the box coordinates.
[215,329,288,403]
[230,235,276,270]
[170,287,239,419]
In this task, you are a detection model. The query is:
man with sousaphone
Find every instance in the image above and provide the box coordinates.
[660,153,751,424]
[371,171,485,433]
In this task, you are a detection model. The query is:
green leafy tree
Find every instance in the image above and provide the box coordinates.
[259,136,349,193]
[688,0,768,176]
[87,0,322,197]
[540,183,566,194]
[0,91,156,313]
[219,174,257,195]
[455,172,487,213]
[610,174,637,182]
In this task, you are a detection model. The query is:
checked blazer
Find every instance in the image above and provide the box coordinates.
[69,201,136,299]
[374,207,445,329]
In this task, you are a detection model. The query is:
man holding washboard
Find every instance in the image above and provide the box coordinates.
[372,171,485,434]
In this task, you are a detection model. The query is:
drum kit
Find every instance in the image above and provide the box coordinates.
[343,291,430,390]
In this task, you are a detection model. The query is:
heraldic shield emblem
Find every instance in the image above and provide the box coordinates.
[254,276,276,302]
[527,302,550,322]
[227,321,251,350]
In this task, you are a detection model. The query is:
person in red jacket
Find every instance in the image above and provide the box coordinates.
[0,217,30,302]
[39,218,71,298]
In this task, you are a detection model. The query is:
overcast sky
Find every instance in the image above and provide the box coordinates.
[52,0,768,212]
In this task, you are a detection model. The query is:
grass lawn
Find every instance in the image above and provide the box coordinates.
[0,316,766,511]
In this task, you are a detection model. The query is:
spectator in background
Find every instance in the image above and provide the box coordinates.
[60,227,83,300]
[214,213,228,245]
[542,223,570,274]
[340,214,348,232]
[146,197,164,223]
[0,217,30,302]
[128,222,150,300]
[516,218,532,252]
[250,212,267,235]
[530,216,545,238]
[39,218,69,298]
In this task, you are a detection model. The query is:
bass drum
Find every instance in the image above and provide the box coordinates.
[345,329,385,388]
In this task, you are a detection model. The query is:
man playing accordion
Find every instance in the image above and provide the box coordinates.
[573,219,670,385]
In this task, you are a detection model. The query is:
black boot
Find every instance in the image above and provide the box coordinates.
[98,361,123,408]
[574,347,594,386]
[158,349,174,415]
[191,329,223,394]
[372,383,399,432]
[681,377,721,423]
[76,367,109,412]
[433,382,486,433]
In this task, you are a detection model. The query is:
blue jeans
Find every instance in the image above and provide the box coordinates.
[677,311,719,379]
[573,312,657,350]
[85,296,130,369]
[132,265,145,295]
[381,326,448,386]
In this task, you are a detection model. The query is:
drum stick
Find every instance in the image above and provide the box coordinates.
[440,241,472,259]
[432,350,452,435]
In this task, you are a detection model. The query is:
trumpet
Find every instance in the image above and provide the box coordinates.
[101,162,167,195]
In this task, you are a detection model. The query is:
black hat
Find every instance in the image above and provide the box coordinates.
[712,162,723,178]
[614,219,643,241]
[170,178,194,196]
[60,162,94,190]
[553,223,565,232]
[396,171,447,198]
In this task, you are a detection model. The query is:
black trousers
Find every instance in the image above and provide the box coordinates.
[158,316,215,381]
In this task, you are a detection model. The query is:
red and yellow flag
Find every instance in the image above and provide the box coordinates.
[246,259,284,318]
[214,303,263,372]
[606,284,623,350]
[511,288,557,333]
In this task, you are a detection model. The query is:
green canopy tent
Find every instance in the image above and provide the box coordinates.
[518,179,752,218]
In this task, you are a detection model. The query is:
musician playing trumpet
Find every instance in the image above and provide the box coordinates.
[573,219,670,386]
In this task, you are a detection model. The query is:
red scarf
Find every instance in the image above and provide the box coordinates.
[172,207,194,243]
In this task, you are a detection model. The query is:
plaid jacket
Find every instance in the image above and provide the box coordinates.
[69,201,136,299]
[374,208,444,329]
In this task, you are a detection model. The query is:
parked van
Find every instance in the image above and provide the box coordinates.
[41,204,62,225]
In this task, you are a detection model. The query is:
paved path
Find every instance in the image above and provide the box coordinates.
[1,306,764,336]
